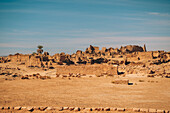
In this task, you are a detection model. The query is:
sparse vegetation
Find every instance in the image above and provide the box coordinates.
[37,45,43,49]
[37,45,43,54]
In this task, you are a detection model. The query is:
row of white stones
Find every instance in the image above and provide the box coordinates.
[0,106,169,113]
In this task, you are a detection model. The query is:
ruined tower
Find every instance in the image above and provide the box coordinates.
[143,44,147,52]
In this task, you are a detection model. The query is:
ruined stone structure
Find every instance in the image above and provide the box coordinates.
[56,64,118,75]
[1,44,170,77]
[0,106,169,113]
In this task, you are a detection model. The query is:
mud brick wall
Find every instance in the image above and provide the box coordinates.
[8,55,42,67]
[138,51,153,60]
[56,64,118,75]
[28,56,41,67]
[8,55,30,63]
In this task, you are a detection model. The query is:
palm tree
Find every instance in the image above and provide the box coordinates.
[37,45,43,54]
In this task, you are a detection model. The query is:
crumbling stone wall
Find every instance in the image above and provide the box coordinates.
[1,45,169,71]
[138,51,153,60]
[56,64,118,75]
[8,54,30,64]
[7,54,50,68]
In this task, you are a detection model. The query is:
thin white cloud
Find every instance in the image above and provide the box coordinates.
[0,29,149,37]
[148,12,170,17]
[148,12,160,15]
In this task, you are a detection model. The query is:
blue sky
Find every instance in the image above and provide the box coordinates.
[0,0,170,56]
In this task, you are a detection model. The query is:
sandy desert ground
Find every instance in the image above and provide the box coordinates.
[0,63,170,113]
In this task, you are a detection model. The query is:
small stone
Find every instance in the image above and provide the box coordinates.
[27,107,34,111]
[95,107,104,111]
[10,107,14,109]
[125,108,132,111]
[63,107,69,110]
[93,108,98,111]
[14,106,21,110]
[34,106,40,110]
[84,108,92,111]
[149,108,157,113]
[45,107,54,111]
[99,107,104,111]
[133,108,140,112]
[69,107,75,111]
[79,107,85,111]
[117,108,125,111]
[3,107,10,110]
[165,110,169,113]
[81,107,85,110]
[157,109,165,113]
[110,107,117,111]
[104,107,110,111]
[91,107,96,111]
[21,107,27,110]
[74,107,80,111]
[140,108,149,112]
[39,106,47,111]
[53,107,63,111]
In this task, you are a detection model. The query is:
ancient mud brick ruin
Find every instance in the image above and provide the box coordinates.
[0,44,170,77]
[56,64,118,75]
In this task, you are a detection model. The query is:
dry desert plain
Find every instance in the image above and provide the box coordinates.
[0,45,170,113]
[0,62,170,113]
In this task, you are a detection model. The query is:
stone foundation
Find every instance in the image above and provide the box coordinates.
[56,64,118,75]
[0,106,169,112]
